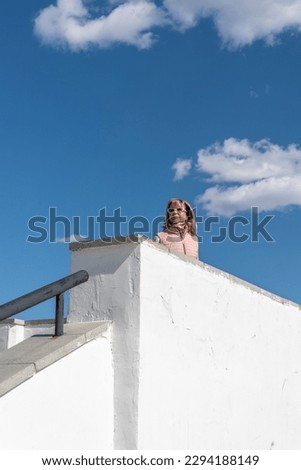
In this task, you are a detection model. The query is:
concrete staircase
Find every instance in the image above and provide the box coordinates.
[0,321,110,397]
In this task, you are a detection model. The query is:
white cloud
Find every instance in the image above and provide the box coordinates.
[196,174,301,216]
[172,157,192,181]
[196,138,301,183]
[34,0,167,50]
[163,0,301,47]
[172,138,301,216]
[34,0,301,50]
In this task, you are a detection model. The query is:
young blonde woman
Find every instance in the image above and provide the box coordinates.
[154,198,199,259]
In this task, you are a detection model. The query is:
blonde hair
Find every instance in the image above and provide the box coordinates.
[164,198,197,236]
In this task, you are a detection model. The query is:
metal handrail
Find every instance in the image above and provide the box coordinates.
[0,270,89,336]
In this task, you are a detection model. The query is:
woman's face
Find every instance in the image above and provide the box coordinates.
[167,200,188,224]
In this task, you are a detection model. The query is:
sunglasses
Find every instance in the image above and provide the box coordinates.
[167,207,187,214]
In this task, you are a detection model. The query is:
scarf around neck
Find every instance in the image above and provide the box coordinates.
[166,220,187,236]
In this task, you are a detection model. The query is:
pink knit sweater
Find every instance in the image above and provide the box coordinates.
[156,230,199,259]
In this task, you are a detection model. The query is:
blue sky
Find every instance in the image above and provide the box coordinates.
[1,0,301,319]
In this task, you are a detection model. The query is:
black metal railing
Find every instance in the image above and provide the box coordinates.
[0,270,89,336]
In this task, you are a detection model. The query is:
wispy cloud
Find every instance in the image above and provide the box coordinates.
[34,0,301,51]
[56,233,90,243]
[249,88,259,99]
[172,138,301,216]
[172,157,192,181]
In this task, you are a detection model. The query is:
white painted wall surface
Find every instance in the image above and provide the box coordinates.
[68,239,301,450]
[0,335,114,450]
[137,242,301,449]
[69,243,141,450]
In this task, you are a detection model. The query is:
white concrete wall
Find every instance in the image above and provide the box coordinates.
[137,242,301,449]
[69,243,141,450]
[68,239,301,450]
[0,335,114,450]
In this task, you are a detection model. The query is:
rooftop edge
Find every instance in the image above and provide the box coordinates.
[70,235,301,311]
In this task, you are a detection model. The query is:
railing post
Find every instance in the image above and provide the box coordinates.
[55,293,64,336]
